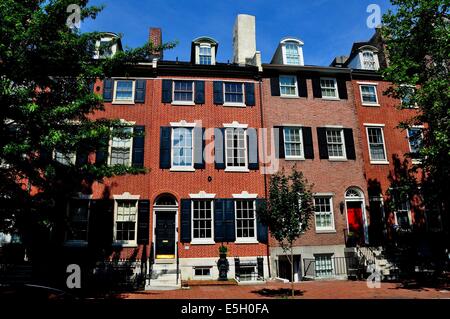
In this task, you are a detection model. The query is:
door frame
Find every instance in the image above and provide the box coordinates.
[152,204,178,260]
[345,188,369,245]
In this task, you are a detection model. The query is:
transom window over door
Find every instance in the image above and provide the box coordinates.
[192,200,213,241]
[225,128,247,169]
[224,82,244,104]
[115,200,137,244]
[279,75,298,96]
[235,200,256,240]
[367,127,387,162]
[283,127,304,158]
[173,81,194,102]
[172,127,193,169]
[360,85,378,105]
[114,80,134,102]
[326,129,346,159]
[284,42,300,65]
[314,197,334,231]
[110,127,133,166]
[67,199,90,242]
[320,78,338,99]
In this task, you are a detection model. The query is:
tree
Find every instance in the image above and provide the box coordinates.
[381,0,449,252]
[0,0,175,257]
[257,167,314,297]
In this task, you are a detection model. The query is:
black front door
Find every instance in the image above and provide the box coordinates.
[155,212,176,258]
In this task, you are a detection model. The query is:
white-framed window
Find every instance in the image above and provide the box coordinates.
[395,200,411,228]
[171,127,194,170]
[407,127,424,154]
[284,42,301,65]
[320,78,339,99]
[224,82,245,105]
[283,127,304,159]
[279,75,298,97]
[366,126,387,163]
[192,200,214,243]
[113,80,135,103]
[109,126,133,166]
[314,197,335,231]
[194,266,212,278]
[225,128,248,170]
[66,198,90,243]
[315,254,334,277]
[360,85,379,105]
[401,85,417,108]
[55,150,76,166]
[361,51,378,70]
[173,80,194,103]
[199,44,212,65]
[235,200,257,241]
[326,128,346,160]
[114,200,138,245]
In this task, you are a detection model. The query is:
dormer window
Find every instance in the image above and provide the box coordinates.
[192,37,218,65]
[284,42,301,65]
[199,44,212,65]
[94,33,121,59]
[362,51,377,70]
[275,38,305,66]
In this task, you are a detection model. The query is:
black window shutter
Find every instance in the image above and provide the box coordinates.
[95,134,110,165]
[302,127,314,159]
[223,199,236,242]
[213,81,224,105]
[270,77,280,96]
[88,80,95,93]
[214,128,225,169]
[75,149,89,166]
[134,79,146,103]
[214,199,225,242]
[137,200,150,244]
[337,78,348,100]
[256,199,268,244]
[103,78,113,102]
[160,127,172,169]
[161,79,172,103]
[344,128,356,160]
[89,199,114,247]
[247,128,259,170]
[312,76,322,98]
[193,127,205,169]
[132,126,145,168]
[317,127,329,159]
[194,81,205,104]
[245,83,255,106]
[297,76,308,98]
[273,126,285,159]
[180,199,191,243]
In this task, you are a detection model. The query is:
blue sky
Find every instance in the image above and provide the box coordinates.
[83,0,392,66]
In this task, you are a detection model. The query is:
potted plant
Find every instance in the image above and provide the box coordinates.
[217,245,229,281]
[219,245,228,258]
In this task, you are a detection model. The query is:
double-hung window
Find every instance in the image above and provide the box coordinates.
[401,86,417,108]
[192,200,214,243]
[360,85,379,105]
[66,199,90,243]
[315,254,334,277]
[224,82,244,105]
[225,128,247,170]
[407,128,423,154]
[362,51,377,70]
[173,80,194,103]
[314,197,335,231]
[366,126,387,163]
[199,45,212,65]
[115,200,138,245]
[326,128,346,160]
[395,200,411,228]
[279,75,298,97]
[110,127,133,166]
[283,127,304,159]
[55,150,76,166]
[320,78,339,99]
[114,80,134,103]
[284,42,301,65]
[235,200,256,241]
[171,127,194,169]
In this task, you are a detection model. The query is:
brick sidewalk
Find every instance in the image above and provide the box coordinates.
[118,280,450,299]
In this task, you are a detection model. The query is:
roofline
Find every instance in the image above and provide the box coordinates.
[262,64,351,74]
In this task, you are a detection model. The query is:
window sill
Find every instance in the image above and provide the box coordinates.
[328,158,348,162]
[171,101,195,106]
[235,239,259,244]
[362,103,380,107]
[64,241,88,247]
[321,97,340,101]
[112,101,135,105]
[315,229,336,234]
[370,160,390,165]
[170,167,196,172]
[113,242,138,248]
[223,103,246,108]
[191,240,215,245]
[224,168,250,173]
[285,157,305,161]
[280,95,300,99]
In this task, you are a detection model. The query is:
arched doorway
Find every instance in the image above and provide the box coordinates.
[153,194,178,260]
[345,188,369,246]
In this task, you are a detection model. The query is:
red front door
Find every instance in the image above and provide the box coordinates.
[347,202,364,244]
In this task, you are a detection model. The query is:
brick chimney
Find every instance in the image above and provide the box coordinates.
[149,27,163,60]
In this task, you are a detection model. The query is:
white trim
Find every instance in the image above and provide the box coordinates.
[224,127,249,171]
[283,126,305,160]
[191,199,214,244]
[232,191,258,199]
[324,125,344,129]
[279,75,298,97]
[313,192,335,197]
[223,82,246,107]
[313,196,336,232]
[359,84,379,106]
[320,77,339,100]
[223,121,248,129]
[113,198,139,247]
[107,124,134,167]
[112,192,141,200]
[234,199,257,242]
[170,120,197,127]
[363,123,385,127]
[172,80,195,105]
[365,126,388,164]
[325,128,347,161]
[170,126,195,171]
[357,81,379,86]
[281,41,304,66]
[189,191,216,199]
[112,79,136,104]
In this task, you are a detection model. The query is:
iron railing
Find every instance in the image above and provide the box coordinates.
[303,256,361,279]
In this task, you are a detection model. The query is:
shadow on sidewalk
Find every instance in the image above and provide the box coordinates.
[251,288,304,298]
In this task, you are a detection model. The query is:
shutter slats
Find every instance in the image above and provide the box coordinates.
[302,127,314,159]
[317,127,329,159]
[245,83,255,106]
[312,76,322,98]
[256,199,268,244]
[160,127,171,169]
[194,81,205,104]
[213,81,224,105]
[344,128,356,160]
[214,128,225,169]
[337,77,348,100]
[180,199,191,243]
[103,78,113,102]
[297,76,308,98]
[135,79,146,103]
[162,79,172,103]
[270,77,280,96]
[247,128,259,170]
[137,200,150,244]
[132,126,145,168]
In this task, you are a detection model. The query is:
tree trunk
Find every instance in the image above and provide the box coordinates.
[291,246,294,298]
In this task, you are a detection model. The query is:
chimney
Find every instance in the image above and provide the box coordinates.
[232,14,258,67]
[149,27,163,60]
